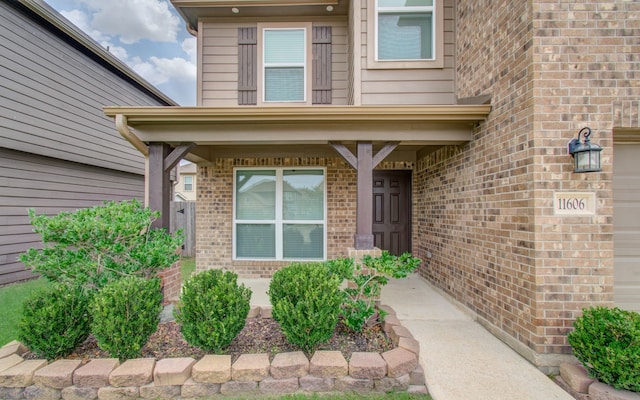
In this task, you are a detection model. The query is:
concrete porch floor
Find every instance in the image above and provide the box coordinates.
[239,274,574,400]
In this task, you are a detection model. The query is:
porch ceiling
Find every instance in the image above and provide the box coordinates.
[104,105,491,162]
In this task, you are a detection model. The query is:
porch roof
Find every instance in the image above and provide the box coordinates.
[104,105,491,162]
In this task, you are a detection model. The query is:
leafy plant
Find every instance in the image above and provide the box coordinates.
[568,306,640,392]
[174,269,252,353]
[268,262,343,352]
[19,199,183,291]
[90,276,162,360]
[326,251,421,332]
[18,284,91,360]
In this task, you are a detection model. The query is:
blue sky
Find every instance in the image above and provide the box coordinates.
[45,0,197,105]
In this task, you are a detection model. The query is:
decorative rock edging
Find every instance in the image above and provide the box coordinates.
[0,305,428,399]
[555,362,640,400]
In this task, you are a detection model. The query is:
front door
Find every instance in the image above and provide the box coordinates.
[372,170,411,255]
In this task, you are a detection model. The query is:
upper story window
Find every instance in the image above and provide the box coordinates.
[238,24,332,105]
[367,0,444,69]
[263,28,306,102]
[183,175,193,191]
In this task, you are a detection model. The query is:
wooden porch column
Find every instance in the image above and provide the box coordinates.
[355,142,374,249]
[148,142,197,230]
[148,143,172,229]
[331,141,398,250]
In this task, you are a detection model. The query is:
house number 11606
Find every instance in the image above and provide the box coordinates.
[557,197,586,211]
[553,192,595,215]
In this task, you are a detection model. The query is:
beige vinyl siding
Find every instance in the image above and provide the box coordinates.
[359,0,456,105]
[0,148,144,285]
[613,143,640,312]
[0,2,167,175]
[200,19,348,106]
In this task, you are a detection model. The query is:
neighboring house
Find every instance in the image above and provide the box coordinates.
[174,162,197,201]
[105,0,639,372]
[0,0,177,285]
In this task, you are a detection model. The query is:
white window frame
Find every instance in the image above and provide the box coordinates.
[367,0,444,69]
[257,23,313,105]
[233,167,327,261]
[183,175,193,191]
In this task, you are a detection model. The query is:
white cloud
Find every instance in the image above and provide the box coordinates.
[182,37,197,64]
[79,0,181,44]
[130,56,196,86]
[60,9,107,42]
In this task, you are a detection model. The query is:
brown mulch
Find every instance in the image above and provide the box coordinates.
[26,318,394,363]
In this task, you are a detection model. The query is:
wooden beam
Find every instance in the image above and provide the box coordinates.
[372,142,399,168]
[330,142,358,169]
[164,143,197,172]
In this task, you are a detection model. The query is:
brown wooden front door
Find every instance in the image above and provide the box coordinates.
[372,170,411,255]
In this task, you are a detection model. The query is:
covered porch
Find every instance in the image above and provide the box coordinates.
[104,105,490,263]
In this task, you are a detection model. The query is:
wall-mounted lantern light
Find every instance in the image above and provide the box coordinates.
[568,127,602,173]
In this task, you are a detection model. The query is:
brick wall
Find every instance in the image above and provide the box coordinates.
[414,0,638,369]
[196,157,357,277]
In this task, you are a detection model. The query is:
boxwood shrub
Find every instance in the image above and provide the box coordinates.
[174,269,252,353]
[90,276,162,360]
[18,284,91,360]
[268,262,342,352]
[568,306,640,392]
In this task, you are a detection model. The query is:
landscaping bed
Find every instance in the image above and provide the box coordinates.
[0,306,428,399]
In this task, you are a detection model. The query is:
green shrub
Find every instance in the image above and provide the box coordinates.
[268,262,342,352]
[18,284,90,360]
[174,269,251,353]
[90,276,162,360]
[568,306,640,392]
[19,199,183,291]
[326,251,420,332]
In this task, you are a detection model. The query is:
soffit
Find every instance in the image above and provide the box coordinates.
[171,0,348,30]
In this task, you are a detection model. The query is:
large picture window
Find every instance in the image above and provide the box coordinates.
[234,168,325,260]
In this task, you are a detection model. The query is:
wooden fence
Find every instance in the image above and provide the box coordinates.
[170,201,195,257]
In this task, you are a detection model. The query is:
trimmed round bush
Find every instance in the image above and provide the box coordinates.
[174,269,252,353]
[268,262,342,352]
[90,276,162,360]
[18,283,91,360]
[568,306,640,392]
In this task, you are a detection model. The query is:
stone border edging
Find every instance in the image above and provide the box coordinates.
[555,362,640,400]
[0,305,428,399]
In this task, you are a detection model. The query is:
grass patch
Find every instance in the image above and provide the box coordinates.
[181,257,195,282]
[0,278,51,346]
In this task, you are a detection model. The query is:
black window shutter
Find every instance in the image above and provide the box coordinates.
[312,26,332,104]
[238,27,257,105]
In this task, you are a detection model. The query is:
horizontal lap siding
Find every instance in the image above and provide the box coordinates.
[200,20,348,106]
[359,0,456,105]
[0,2,167,175]
[0,148,144,285]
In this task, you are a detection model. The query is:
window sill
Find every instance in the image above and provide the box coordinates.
[366,58,444,70]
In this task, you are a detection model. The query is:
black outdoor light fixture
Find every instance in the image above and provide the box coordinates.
[568,127,602,173]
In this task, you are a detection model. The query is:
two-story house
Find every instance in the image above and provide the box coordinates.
[105,0,639,373]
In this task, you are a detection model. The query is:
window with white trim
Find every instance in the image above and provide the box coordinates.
[183,175,193,191]
[263,28,306,102]
[234,168,326,260]
[367,0,443,69]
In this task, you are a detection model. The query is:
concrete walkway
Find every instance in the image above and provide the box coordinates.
[380,274,574,400]
[240,274,574,400]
